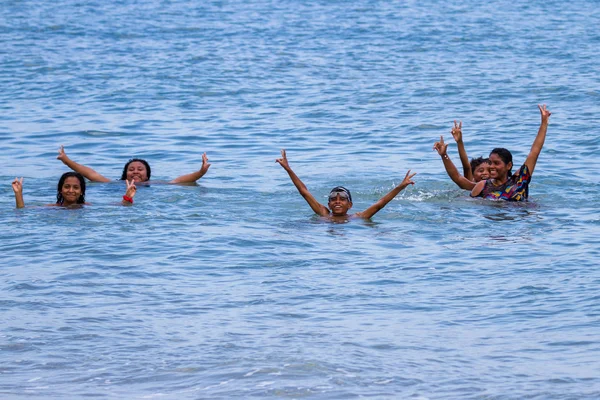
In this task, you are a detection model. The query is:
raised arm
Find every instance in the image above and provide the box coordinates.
[11,177,25,208]
[276,150,329,217]
[433,136,476,190]
[524,104,551,176]
[451,120,473,181]
[357,170,416,219]
[57,146,111,182]
[121,180,137,206]
[170,153,211,184]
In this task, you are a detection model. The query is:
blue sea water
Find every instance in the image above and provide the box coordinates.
[1,0,599,398]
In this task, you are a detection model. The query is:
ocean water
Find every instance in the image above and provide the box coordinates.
[1,0,599,398]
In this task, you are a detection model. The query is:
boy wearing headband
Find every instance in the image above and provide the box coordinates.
[276,150,416,220]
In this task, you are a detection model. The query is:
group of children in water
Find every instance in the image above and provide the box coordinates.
[11,105,551,219]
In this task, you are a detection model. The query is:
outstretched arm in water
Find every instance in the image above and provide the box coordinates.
[57,146,111,182]
[356,170,416,219]
[170,153,211,184]
[433,136,476,190]
[276,150,330,217]
[11,177,25,208]
[451,120,473,181]
[524,104,551,176]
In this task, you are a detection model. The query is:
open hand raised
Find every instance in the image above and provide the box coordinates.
[200,152,211,173]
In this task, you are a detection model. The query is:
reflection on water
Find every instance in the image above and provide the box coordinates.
[482,203,541,222]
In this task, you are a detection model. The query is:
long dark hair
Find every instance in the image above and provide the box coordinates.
[120,158,151,181]
[56,172,86,205]
[490,148,513,178]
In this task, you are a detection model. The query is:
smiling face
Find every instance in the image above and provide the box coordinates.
[328,193,352,216]
[126,161,149,182]
[489,153,512,181]
[473,162,491,182]
[61,176,83,205]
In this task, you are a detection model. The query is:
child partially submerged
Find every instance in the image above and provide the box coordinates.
[276,150,416,220]
[11,172,137,208]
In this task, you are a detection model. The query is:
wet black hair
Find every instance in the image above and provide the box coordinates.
[120,158,151,181]
[470,157,491,175]
[489,148,513,177]
[329,186,352,202]
[56,172,86,205]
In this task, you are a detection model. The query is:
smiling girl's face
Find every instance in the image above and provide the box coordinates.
[126,161,149,182]
[489,153,512,181]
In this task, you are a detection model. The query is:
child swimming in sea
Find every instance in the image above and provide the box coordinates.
[433,120,491,190]
[57,145,211,184]
[11,172,137,208]
[276,150,416,221]
[470,105,551,201]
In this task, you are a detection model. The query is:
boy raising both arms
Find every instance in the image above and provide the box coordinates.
[276,150,416,221]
